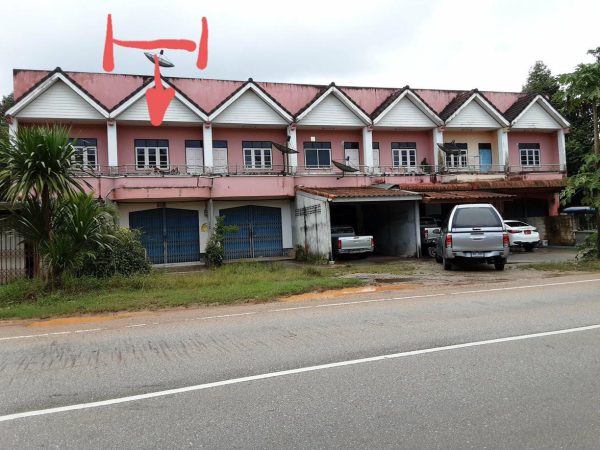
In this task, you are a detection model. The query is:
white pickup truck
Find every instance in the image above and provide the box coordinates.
[331,226,374,259]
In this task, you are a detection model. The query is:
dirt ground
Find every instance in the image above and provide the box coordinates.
[335,247,580,288]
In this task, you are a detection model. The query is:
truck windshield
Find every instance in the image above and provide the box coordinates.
[453,207,502,228]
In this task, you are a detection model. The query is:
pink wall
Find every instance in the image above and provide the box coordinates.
[117,125,203,167]
[372,130,434,167]
[508,131,559,166]
[212,127,288,168]
[295,129,363,167]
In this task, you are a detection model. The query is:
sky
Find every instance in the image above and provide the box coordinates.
[2,0,600,97]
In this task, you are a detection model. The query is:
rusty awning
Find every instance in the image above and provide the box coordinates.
[421,190,515,203]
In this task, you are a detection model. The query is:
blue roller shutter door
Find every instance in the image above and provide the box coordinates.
[129,208,200,264]
[220,206,283,259]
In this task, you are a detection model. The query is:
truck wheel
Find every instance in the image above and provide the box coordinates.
[443,257,452,271]
[435,253,442,264]
[494,259,506,271]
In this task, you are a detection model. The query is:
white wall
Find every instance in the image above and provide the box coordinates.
[294,193,332,258]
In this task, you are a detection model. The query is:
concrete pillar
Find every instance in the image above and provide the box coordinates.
[106,119,118,168]
[497,128,509,170]
[433,127,444,172]
[287,124,298,173]
[7,117,18,141]
[362,126,373,172]
[203,122,213,172]
[557,129,567,172]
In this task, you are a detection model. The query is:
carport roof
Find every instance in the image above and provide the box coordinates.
[421,191,515,203]
[396,179,566,192]
[298,187,421,201]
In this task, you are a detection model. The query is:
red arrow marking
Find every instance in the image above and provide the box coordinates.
[145,55,175,126]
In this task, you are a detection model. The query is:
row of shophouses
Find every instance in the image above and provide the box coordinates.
[4,67,570,264]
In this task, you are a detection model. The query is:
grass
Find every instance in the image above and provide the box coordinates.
[0,262,383,320]
[523,259,600,272]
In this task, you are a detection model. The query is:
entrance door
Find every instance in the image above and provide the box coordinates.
[186,146,203,174]
[220,205,283,259]
[479,144,492,173]
[129,208,200,264]
[372,147,380,172]
[344,148,360,169]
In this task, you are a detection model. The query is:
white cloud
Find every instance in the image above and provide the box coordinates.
[1,0,599,96]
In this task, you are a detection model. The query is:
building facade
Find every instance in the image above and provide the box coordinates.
[6,68,570,263]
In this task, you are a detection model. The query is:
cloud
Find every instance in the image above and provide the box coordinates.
[1,0,599,96]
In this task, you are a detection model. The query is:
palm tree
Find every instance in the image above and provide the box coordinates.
[0,125,84,240]
[0,125,113,285]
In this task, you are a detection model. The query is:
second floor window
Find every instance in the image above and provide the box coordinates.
[135,139,169,170]
[71,138,97,169]
[304,142,332,168]
[243,141,272,169]
[392,142,417,168]
[519,143,540,167]
[445,143,468,168]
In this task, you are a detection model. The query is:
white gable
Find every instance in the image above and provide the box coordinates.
[512,101,562,130]
[17,80,104,120]
[117,95,202,123]
[213,90,287,125]
[377,96,436,128]
[446,100,502,128]
[299,94,365,127]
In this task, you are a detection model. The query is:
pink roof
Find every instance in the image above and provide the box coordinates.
[12,68,527,118]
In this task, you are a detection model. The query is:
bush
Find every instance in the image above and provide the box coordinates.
[76,227,151,277]
[206,216,238,268]
[576,232,598,261]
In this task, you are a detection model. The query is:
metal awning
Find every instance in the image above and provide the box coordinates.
[422,191,515,203]
[298,187,421,203]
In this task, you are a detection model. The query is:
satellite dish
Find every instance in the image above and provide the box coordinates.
[437,140,462,156]
[332,159,359,179]
[144,50,175,68]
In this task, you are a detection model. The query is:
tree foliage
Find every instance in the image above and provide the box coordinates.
[523,61,559,98]
[0,93,14,129]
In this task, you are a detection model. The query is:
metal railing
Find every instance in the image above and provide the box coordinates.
[73,163,566,177]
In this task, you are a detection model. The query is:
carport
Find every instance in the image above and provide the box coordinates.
[295,186,422,259]
[420,191,516,222]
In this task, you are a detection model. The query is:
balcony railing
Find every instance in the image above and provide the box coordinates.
[72,163,566,177]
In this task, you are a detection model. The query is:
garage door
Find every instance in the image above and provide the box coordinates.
[220,205,283,259]
[129,208,200,264]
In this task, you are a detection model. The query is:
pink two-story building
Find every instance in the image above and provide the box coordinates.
[5,68,570,263]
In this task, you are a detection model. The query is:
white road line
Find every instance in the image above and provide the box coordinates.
[1,322,600,423]
[0,328,104,341]
[1,278,599,343]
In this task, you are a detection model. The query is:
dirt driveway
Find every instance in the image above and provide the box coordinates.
[336,247,579,288]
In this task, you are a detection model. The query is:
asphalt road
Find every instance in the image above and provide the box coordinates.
[1,273,600,449]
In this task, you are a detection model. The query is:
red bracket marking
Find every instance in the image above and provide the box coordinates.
[102,14,209,125]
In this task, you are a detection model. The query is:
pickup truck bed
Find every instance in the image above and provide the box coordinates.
[331,226,374,258]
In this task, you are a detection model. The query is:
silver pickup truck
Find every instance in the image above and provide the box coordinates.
[435,204,509,271]
[331,226,374,259]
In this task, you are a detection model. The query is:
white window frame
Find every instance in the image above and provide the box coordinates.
[136,145,169,170]
[243,147,272,169]
[392,147,417,168]
[73,144,98,169]
[520,147,541,167]
[304,146,332,169]
[446,149,468,168]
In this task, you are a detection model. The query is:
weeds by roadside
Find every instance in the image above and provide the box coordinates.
[522,260,600,272]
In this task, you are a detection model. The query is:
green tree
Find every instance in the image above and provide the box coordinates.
[0,93,14,129]
[0,125,84,241]
[558,48,600,258]
[523,61,559,97]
